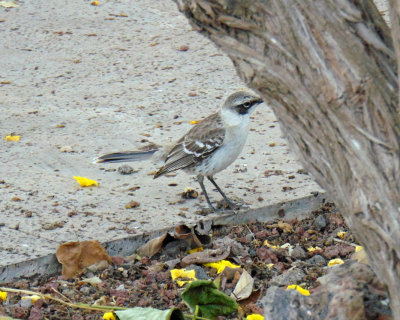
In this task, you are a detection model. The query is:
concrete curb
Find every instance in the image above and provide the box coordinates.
[0,192,326,283]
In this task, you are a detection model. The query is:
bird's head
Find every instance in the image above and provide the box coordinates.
[223,90,263,116]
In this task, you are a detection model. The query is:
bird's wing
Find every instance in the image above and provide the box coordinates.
[154,113,225,178]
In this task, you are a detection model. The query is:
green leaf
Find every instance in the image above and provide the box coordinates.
[115,307,184,320]
[181,280,238,319]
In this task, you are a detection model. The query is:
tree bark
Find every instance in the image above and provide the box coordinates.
[174,0,400,317]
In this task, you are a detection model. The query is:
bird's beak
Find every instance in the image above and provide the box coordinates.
[255,98,263,104]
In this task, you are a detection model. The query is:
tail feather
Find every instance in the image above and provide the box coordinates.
[94,150,157,164]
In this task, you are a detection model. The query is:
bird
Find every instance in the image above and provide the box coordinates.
[95,90,263,211]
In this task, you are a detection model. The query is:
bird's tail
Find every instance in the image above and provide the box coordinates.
[94,150,158,164]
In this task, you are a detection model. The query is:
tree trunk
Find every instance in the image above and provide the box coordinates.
[174,0,400,317]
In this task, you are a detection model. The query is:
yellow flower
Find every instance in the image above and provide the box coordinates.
[328,258,344,266]
[22,295,41,303]
[188,247,203,254]
[4,135,20,141]
[170,268,196,285]
[190,120,198,125]
[355,246,363,252]
[263,240,278,249]
[286,285,310,296]
[307,246,322,252]
[103,312,115,320]
[266,263,274,270]
[246,314,264,320]
[73,176,98,187]
[204,260,240,273]
[91,0,99,5]
[337,231,347,239]
[0,291,7,301]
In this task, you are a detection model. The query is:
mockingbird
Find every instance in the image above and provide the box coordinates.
[96,91,263,211]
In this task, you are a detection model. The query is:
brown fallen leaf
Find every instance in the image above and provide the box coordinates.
[181,247,230,267]
[56,240,112,279]
[137,233,174,258]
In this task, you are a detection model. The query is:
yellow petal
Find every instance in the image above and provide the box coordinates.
[266,263,274,270]
[22,295,41,303]
[0,291,7,301]
[263,240,278,249]
[188,247,203,254]
[286,285,310,296]
[73,176,98,187]
[4,135,20,141]
[355,246,363,252]
[337,231,347,239]
[170,268,196,281]
[246,314,264,320]
[328,258,344,266]
[176,280,193,287]
[307,246,322,252]
[204,260,240,273]
[103,312,116,320]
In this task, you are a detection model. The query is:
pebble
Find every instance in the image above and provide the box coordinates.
[269,268,306,286]
[80,286,90,294]
[307,254,326,266]
[290,245,307,260]
[313,215,327,231]
[118,165,135,175]
[186,264,209,280]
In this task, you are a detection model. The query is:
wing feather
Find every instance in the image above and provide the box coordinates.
[154,113,225,178]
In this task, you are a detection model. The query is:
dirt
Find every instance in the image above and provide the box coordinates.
[0,203,390,319]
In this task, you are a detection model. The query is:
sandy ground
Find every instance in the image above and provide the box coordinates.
[0,0,328,269]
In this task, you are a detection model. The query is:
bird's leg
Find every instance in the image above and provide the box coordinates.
[207,176,236,208]
[197,175,216,211]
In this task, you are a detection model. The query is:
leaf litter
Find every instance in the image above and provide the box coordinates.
[0,202,392,319]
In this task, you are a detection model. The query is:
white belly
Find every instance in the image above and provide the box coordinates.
[190,117,250,176]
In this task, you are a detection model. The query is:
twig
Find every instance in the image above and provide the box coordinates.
[0,287,126,312]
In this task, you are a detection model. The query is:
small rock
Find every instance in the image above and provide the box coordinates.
[125,200,140,209]
[269,267,306,286]
[290,245,307,260]
[61,288,75,298]
[178,45,189,51]
[306,255,326,266]
[118,165,134,175]
[313,215,327,231]
[20,297,33,308]
[28,307,43,320]
[80,286,90,294]
[186,264,209,280]
[59,145,74,153]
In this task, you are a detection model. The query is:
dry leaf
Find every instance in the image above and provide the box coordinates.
[56,240,111,279]
[137,233,170,258]
[231,270,254,301]
[181,247,230,267]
